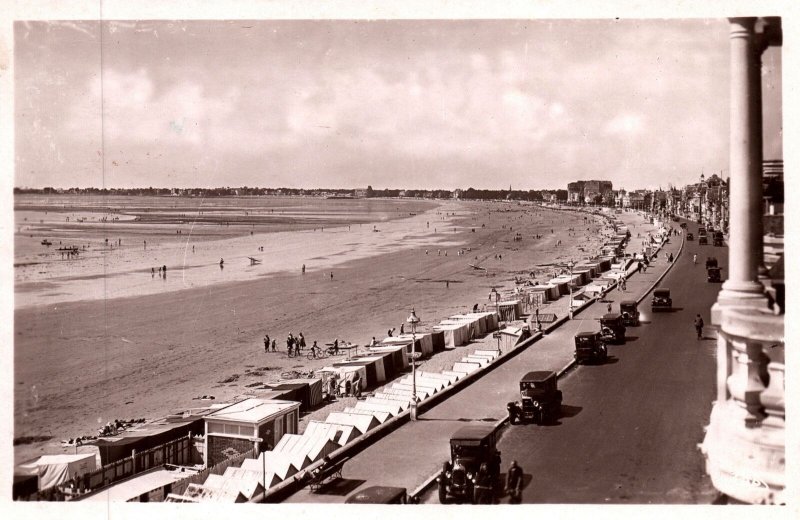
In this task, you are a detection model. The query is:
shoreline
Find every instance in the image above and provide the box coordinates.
[14,201,613,465]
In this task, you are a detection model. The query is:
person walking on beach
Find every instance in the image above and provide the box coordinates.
[694,314,704,339]
[298,332,306,353]
[330,272,334,280]
[302,264,306,274]
[287,335,295,356]
[333,338,339,356]
[264,335,270,352]
[271,339,277,352]
[151,267,155,277]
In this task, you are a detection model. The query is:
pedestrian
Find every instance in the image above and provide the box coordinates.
[271,339,277,352]
[370,336,378,347]
[333,338,339,355]
[264,335,270,352]
[162,265,167,276]
[328,375,337,400]
[387,327,394,337]
[693,254,697,264]
[302,264,306,274]
[607,303,612,314]
[399,323,405,335]
[287,335,295,356]
[694,314,704,339]
[330,272,333,280]
[151,267,155,277]
[298,332,306,352]
[506,460,524,502]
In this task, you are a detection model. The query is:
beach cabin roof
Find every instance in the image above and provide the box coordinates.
[207,398,300,426]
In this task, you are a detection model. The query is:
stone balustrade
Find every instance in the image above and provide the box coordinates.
[700,306,784,504]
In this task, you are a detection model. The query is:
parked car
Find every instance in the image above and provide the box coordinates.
[619,300,640,326]
[706,257,719,269]
[713,231,724,246]
[652,288,672,311]
[438,424,501,504]
[707,266,723,283]
[346,486,409,504]
[600,312,627,344]
[680,222,688,229]
[574,331,608,364]
[687,233,694,241]
[507,371,563,425]
[698,234,708,245]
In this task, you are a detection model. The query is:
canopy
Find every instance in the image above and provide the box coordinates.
[30,453,97,490]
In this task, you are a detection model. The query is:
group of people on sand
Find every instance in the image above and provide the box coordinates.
[151,265,168,277]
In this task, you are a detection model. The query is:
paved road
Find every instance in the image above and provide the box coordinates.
[285,212,708,504]
[418,219,722,504]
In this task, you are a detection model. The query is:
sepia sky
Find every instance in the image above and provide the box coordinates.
[14,18,783,190]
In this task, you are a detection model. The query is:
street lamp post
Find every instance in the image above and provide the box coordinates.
[406,308,421,421]
[567,261,575,319]
[491,287,500,321]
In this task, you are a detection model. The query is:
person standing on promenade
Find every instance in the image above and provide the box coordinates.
[506,460,524,503]
[399,323,405,335]
[695,314,704,339]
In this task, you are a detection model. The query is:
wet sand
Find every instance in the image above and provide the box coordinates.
[14,200,613,464]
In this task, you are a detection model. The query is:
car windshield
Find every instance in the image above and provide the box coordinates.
[452,444,486,460]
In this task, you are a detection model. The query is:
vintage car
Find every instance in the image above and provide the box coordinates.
[680,222,688,229]
[600,312,627,344]
[698,234,708,245]
[698,226,707,235]
[706,256,719,269]
[574,331,608,364]
[713,231,724,247]
[346,486,409,504]
[687,233,694,241]
[438,424,501,504]
[652,288,672,311]
[507,371,563,425]
[707,266,722,283]
[619,300,640,326]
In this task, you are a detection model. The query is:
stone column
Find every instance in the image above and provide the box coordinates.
[712,17,768,323]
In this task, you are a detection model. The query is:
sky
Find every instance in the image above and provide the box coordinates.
[14,18,783,191]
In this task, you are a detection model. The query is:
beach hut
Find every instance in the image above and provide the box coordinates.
[304,420,357,447]
[333,357,385,388]
[497,300,522,321]
[221,466,278,490]
[428,330,446,352]
[369,394,412,410]
[352,400,402,417]
[275,378,324,410]
[241,451,297,482]
[208,472,264,500]
[473,349,500,361]
[325,412,380,436]
[24,453,97,491]
[368,345,409,371]
[433,322,469,347]
[343,407,392,424]
[204,399,300,466]
[451,361,481,375]
[182,483,247,503]
[273,429,339,469]
[94,413,207,465]
[417,370,460,385]
[462,355,490,368]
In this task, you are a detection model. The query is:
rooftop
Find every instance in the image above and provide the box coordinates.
[207,399,299,424]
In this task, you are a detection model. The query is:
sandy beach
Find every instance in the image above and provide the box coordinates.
[14,199,614,464]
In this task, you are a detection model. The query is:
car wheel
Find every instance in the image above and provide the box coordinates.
[438,482,448,504]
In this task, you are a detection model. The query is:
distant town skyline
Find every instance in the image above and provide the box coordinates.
[15,18,782,191]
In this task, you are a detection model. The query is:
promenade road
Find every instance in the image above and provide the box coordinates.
[285,212,686,504]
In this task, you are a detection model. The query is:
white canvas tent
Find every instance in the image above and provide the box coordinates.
[26,453,96,490]
[358,399,403,416]
[343,407,392,424]
[304,420,357,447]
[325,412,380,435]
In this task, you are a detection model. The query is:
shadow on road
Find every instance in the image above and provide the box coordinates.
[623,336,638,342]
[315,477,366,496]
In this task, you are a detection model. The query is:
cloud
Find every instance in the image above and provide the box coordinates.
[603,112,645,135]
